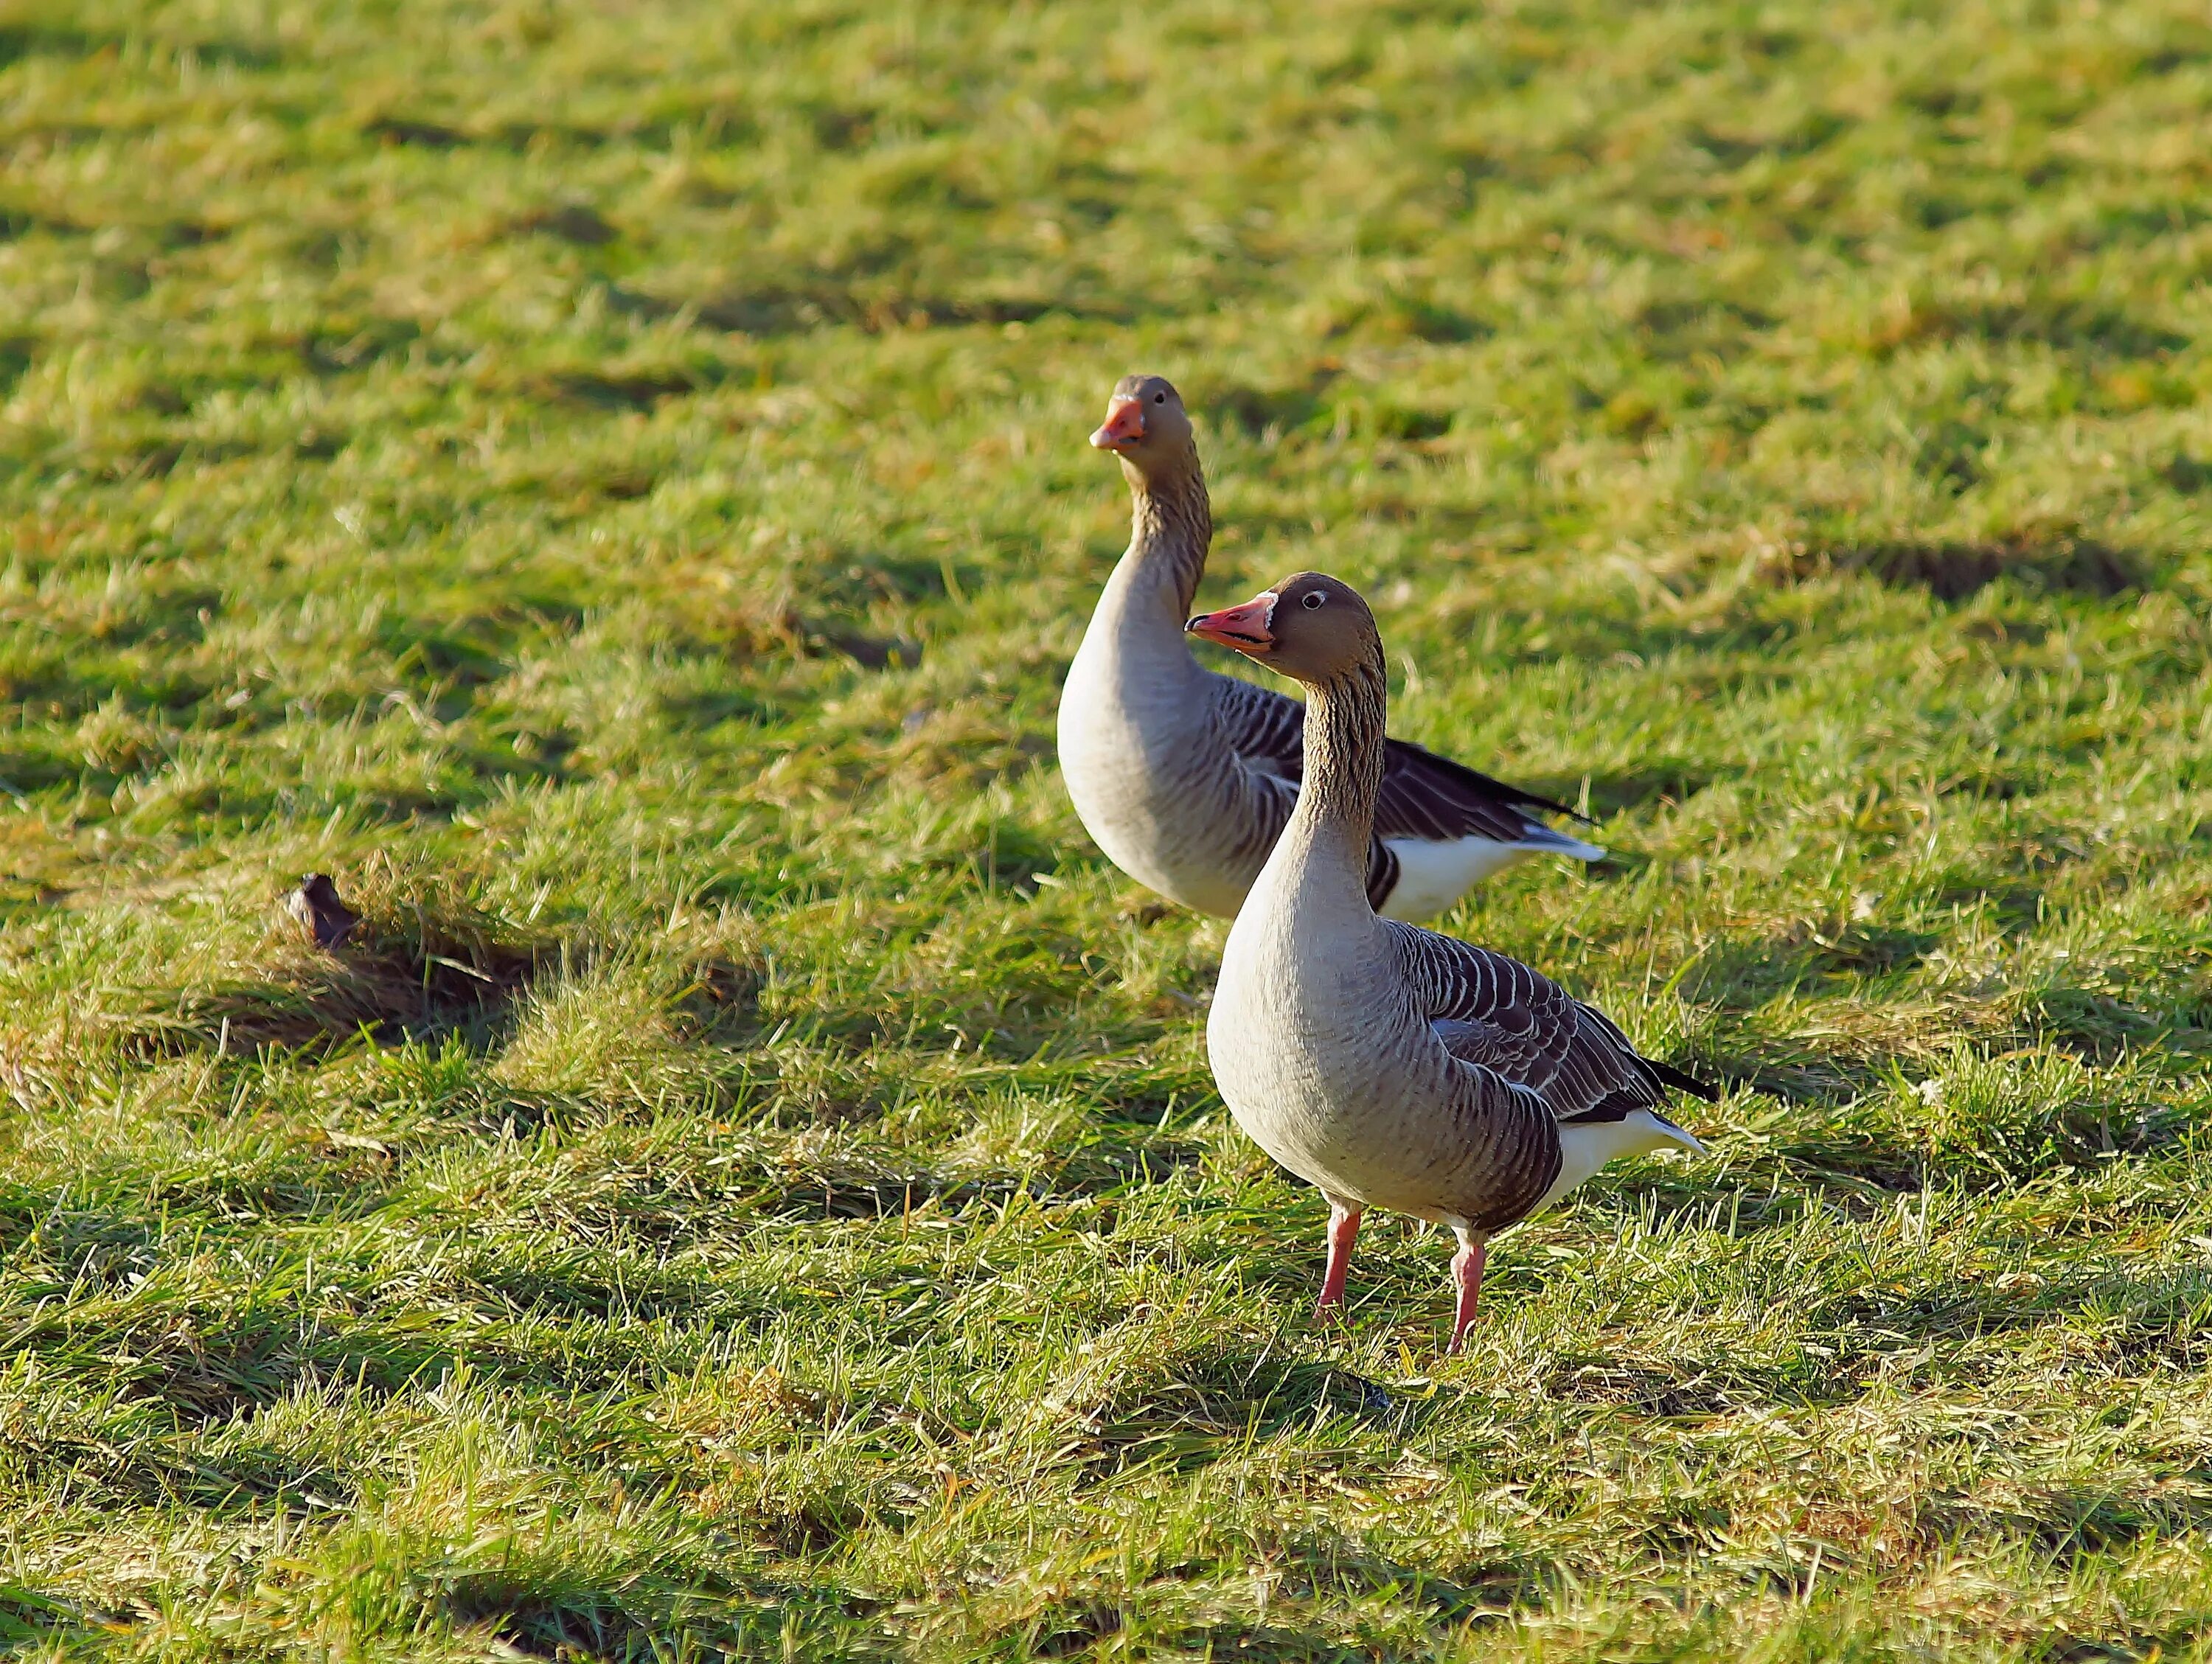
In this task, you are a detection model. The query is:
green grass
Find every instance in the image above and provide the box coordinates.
[4,0,2212,1655]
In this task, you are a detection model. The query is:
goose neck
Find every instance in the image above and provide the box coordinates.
[1281,657,1388,875]
[1125,459,1211,622]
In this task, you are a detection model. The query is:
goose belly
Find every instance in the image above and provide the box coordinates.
[1058,682,1256,918]
[1208,930,1464,1215]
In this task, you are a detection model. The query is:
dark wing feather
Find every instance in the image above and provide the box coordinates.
[1377,737,1591,839]
[1209,672,1586,847]
[1645,1057,1719,1103]
[1210,673,1309,783]
[1383,920,1694,1125]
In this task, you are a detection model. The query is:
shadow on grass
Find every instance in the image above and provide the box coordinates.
[1685,980,2203,1116]
[438,1567,894,1663]
[4,1249,751,1452]
[108,878,574,1058]
[602,277,1141,338]
[1074,1353,1432,1478]
[2046,1627,2211,1664]
[1286,1528,1535,1622]
[299,315,420,373]
[115,927,539,1056]
[1531,1287,2211,1420]
[0,22,280,70]
[0,1586,110,1653]
[1153,1545,1533,1664]
[1158,1621,1416,1663]
[742,1140,1206,1222]
[1915,1477,2212,1600]
[1767,534,2140,602]
[2028,984,2212,1064]
[1577,763,1716,818]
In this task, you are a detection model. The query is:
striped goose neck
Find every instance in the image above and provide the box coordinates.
[1289,649,1388,857]
[1128,456,1211,619]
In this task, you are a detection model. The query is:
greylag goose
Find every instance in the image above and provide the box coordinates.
[1188,573,1711,1353]
[1057,374,1604,922]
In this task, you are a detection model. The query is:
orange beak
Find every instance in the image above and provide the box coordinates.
[1186,592,1276,655]
[1090,395,1146,451]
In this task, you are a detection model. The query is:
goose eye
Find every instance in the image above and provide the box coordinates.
[1301,591,1324,610]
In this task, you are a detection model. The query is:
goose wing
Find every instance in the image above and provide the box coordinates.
[1210,672,1307,786]
[1211,674,1590,847]
[1382,920,1714,1124]
[1376,737,1591,846]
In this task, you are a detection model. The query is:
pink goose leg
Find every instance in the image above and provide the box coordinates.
[1447,1229,1489,1354]
[1315,1200,1362,1323]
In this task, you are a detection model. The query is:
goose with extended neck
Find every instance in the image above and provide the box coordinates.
[1057,374,1603,923]
[1188,572,1711,1353]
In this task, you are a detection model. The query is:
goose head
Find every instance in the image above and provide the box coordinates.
[1186,571,1380,689]
[1091,373,1198,488]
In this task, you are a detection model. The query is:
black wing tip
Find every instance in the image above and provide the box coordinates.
[1382,737,1599,826]
[1649,1058,1721,1102]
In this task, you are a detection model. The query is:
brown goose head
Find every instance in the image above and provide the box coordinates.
[1090,373,1199,490]
[1186,571,1382,689]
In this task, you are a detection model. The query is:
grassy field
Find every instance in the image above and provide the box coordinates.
[5,0,2212,1656]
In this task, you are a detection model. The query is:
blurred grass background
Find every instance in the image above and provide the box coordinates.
[6,0,2212,1657]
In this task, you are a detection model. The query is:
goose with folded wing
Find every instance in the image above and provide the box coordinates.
[1057,374,1604,922]
[1186,571,1711,1352]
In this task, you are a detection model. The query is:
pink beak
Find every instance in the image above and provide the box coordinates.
[1090,396,1146,451]
[1186,593,1276,655]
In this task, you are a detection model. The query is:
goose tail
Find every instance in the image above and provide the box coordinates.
[1648,1058,1719,1103]
[1643,1109,1706,1154]
[1513,821,1607,864]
